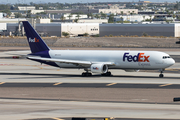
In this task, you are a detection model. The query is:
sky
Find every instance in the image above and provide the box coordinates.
[1,0,179,4]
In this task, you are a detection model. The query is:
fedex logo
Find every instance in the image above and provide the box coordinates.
[29,38,39,42]
[93,67,99,70]
[123,53,150,62]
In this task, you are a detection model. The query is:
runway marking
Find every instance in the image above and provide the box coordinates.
[104,118,110,120]
[0,82,5,85]
[53,82,63,86]
[159,83,172,87]
[52,118,64,120]
[106,83,117,86]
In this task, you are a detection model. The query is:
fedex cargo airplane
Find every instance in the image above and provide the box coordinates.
[22,21,175,78]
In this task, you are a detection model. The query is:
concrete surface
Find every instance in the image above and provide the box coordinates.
[0,49,180,120]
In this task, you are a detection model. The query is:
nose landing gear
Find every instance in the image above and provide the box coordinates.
[159,73,164,78]
[159,69,164,78]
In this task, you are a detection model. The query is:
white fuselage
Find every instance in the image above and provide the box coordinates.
[49,50,175,70]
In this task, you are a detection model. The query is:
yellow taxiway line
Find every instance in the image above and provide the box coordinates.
[0,82,5,85]
[159,83,172,87]
[106,83,117,86]
[52,118,64,120]
[53,82,63,86]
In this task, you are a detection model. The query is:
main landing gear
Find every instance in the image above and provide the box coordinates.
[81,71,112,77]
[101,71,111,76]
[159,69,164,78]
[82,72,92,77]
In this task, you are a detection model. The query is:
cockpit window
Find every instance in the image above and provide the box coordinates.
[163,56,171,59]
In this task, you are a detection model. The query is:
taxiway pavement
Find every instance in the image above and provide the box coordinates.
[0,49,180,120]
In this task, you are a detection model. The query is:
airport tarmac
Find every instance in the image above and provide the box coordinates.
[0,49,180,120]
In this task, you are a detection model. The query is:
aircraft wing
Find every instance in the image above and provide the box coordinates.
[27,57,115,66]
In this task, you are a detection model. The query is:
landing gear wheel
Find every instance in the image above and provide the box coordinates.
[106,72,111,76]
[102,71,111,76]
[88,73,92,76]
[159,69,164,78]
[82,72,92,77]
[82,73,85,76]
[159,74,164,78]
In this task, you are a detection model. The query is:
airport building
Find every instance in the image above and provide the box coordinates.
[36,23,99,37]
[114,15,154,22]
[64,14,88,20]
[61,23,99,36]
[99,9,138,15]
[6,22,99,37]
[4,22,180,37]
[0,23,7,34]
[44,9,138,15]
[78,19,108,23]
[27,18,51,24]
[0,13,3,18]
[18,6,36,10]
[100,23,180,37]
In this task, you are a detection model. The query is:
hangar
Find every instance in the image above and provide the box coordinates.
[6,23,99,37]
[99,23,180,37]
[5,22,180,37]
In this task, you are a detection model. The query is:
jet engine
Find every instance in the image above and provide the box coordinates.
[90,64,108,73]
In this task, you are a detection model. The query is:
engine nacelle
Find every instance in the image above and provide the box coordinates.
[90,64,108,73]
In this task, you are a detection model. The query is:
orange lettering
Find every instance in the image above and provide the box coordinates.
[144,56,150,62]
[35,38,39,42]
[138,53,144,62]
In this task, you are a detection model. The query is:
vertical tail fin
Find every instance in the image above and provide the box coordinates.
[22,21,50,53]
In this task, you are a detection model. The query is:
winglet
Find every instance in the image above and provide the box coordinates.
[22,21,50,53]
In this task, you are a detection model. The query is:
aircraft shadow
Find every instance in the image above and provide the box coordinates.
[0,72,180,79]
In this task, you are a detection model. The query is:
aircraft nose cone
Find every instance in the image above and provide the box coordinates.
[170,58,175,66]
